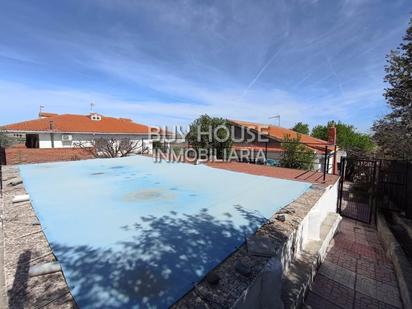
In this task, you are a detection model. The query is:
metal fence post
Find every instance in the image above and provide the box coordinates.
[337,157,346,213]
[369,160,377,224]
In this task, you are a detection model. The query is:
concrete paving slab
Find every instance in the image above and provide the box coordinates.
[304,218,404,309]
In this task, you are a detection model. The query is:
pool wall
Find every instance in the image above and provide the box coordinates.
[174,180,341,308]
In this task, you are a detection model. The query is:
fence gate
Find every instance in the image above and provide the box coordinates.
[338,157,377,224]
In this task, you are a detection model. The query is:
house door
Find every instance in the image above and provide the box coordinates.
[25,134,39,148]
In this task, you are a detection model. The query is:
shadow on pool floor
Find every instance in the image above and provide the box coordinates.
[52,206,267,308]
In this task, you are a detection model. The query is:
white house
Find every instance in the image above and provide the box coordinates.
[4,112,163,154]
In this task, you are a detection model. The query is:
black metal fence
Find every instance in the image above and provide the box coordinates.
[338,157,412,223]
[376,159,412,219]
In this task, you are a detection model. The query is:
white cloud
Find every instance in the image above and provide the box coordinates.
[0,78,383,132]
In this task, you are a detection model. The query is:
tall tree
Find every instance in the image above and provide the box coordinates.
[373,17,412,159]
[291,122,309,135]
[311,125,328,141]
[312,121,374,155]
[186,114,232,159]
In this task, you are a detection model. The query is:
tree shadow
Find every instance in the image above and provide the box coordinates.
[52,206,267,308]
[8,250,31,309]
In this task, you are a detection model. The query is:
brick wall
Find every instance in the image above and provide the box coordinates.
[5,146,94,165]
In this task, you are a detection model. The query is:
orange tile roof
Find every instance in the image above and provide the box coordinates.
[229,119,333,151]
[5,113,156,134]
[232,144,284,153]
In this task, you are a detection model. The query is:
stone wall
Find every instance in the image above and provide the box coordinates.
[1,166,76,308]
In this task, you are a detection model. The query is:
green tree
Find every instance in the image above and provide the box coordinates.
[0,128,15,148]
[311,121,374,155]
[280,134,316,170]
[311,125,328,141]
[373,17,412,159]
[291,122,309,135]
[186,114,232,159]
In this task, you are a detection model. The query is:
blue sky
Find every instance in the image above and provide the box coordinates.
[0,0,410,132]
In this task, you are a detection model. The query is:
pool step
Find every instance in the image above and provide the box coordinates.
[282,212,341,309]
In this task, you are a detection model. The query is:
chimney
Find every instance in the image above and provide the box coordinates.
[328,125,336,145]
[328,125,338,175]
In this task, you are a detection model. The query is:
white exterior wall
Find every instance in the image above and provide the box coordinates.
[299,181,339,253]
[38,133,154,154]
[38,133,54,148]
[266,151,324,170]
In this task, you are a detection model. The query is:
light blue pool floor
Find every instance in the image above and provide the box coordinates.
[19,156,310,308]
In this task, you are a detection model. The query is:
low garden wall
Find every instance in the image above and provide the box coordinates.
[4,147,94,165]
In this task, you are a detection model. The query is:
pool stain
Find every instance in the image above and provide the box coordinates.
[110,166,124,169]
[90,172,105,176]
[123,189,176,202]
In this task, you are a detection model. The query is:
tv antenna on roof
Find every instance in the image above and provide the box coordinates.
[39,105,45,113]
[90,102,95,113]
[269,115,280,126]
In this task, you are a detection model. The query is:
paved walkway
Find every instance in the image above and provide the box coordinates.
[304,218,403,309]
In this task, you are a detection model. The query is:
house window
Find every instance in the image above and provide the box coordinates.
[90,114,102,121]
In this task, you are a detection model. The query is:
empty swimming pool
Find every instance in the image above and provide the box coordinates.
[19,156,311,308]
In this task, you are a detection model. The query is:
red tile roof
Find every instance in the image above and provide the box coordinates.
[5,113,155,134]
[229,120,333,151]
